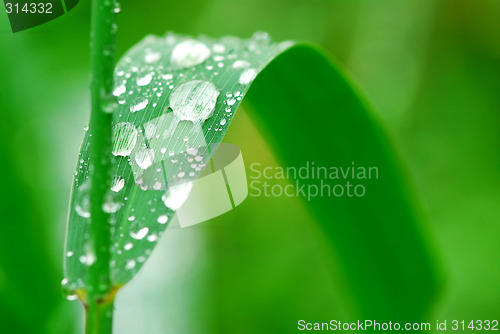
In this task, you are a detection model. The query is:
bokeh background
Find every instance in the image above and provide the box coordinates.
[0,0,499,333]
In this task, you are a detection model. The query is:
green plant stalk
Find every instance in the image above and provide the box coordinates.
[87,0,116,333]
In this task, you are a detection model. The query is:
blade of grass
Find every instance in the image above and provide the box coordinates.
[65,32,441,328]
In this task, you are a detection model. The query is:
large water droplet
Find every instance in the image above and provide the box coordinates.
[171,39,211,69]
[169,80,219,122]
[162,182,193,210]
[112,122,138,156]
[135,146,155,169]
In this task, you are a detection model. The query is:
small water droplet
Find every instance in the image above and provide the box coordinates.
[75,182,91,218]
[113,84,126,96]
[145,51,161,63]
[102,193,121,213]
[137,72,153,86]
[124,242,133,251]
[171,39,211,69]
[239,68,257,85]
[125,259,136,270]
[157,215,168,224]
[220,118,226,126]
[130,97,149,112]
[147,233,158,242]
[233,60,250,69]
[130,227,149,240]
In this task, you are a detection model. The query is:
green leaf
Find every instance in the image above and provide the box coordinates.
[64,32,292,296]
[64,32,439,321]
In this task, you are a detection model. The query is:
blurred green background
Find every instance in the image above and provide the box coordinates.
[0,0,499,333]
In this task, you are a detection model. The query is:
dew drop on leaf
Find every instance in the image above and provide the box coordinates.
[111,176,125,192]
[112,122,138,156]
[130,227,149,240]
[125,259,136,270]
[169,80,219,122]
[113,84,126,96]
[75,182,91,218]
[157,215,168,224]
[144,51,161,63]
[135,146,155,169]
[136,72,153,86]
[130,97,149,112]
[171,39,211,68]
[161,182,193,210]
[239,68,257,85]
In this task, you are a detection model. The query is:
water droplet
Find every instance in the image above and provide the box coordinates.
[171,39,211,68]
[124,242,133,251]
[169,80,219,122]
[147,233,158,242]
[213,43,226,53]
[61,278,69,286]
[220,118,227,126]
[130,227,149,240]
[161,182,193,210]
[137,72,153,86]
[130,97,149,112]
[135,146,155,169]
[113,84,126,96]
[157,215,168,224]
[186,147,198,156]
[145,51,161,63]
[75,182,91,218]
[233,60,250,69]
[112,122,138,156]
[227,98,236,106]
[127,215,136,221]
[239,68,257,85]
[113,1,121,13]
[102,193,121,213]
[66,251,74,257]
[67,294,78,301]
[126,259,136,270]
[111,176,125,192]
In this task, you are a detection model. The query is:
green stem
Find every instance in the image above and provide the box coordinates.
[87,0,116,333]
[86,299,115,334]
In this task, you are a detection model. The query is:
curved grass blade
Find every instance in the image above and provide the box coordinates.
[244,46,441,321]
[64,32,292,295]
[64,32,440,322]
